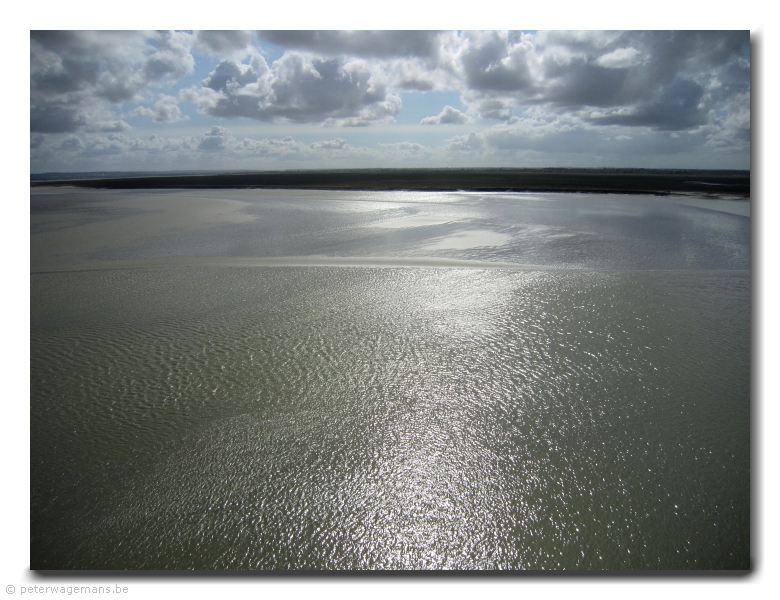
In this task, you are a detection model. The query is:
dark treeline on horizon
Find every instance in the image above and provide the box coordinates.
[30,168,750,197]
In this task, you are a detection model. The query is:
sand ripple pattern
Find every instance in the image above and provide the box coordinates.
[31,267,749,569]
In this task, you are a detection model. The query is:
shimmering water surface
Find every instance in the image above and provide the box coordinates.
[30,189,750,570]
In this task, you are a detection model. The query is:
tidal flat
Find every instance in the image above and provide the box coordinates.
[30,188,750,569]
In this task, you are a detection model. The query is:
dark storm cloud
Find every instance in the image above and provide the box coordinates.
[258,31,444,59]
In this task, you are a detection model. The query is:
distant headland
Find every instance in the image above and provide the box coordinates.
[30,168,750,198]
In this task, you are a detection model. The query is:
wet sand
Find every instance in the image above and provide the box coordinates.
[30,188,750,569]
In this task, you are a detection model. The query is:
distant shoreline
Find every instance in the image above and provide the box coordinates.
[30,168,750,198]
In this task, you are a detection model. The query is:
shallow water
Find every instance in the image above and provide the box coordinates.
[30,189,750,569]
[31,188,749,273]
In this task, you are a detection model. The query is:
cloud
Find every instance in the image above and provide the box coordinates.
[323,95,402,127]
[198,126,233,152]
[142,31,195,83]
[31,105,87,133]
[252,31,463,99]
[153,102,181,124]
[376,141,430,154]
[39,127,428,169]
[703,90,750,153]
[31,31,147,95]
[257,31,445,59]
[450,115,714,162]
[544,59,632,108]
[482,119,597,153]
[202,58,266,91]
[132,95,184,123]
[237,136,306,157]
[152,96,183,123]
[185,53,401,126]
[458,31,537,93]
[309,138,348,150]
[131,106,154,118]
[59,136,82,152]
[396,79,435,91]
[95,31,194,103]
[194,31,255,58]
[165,128,352,160]
[128,134,196,154]
[453,30,749,135]
[30,31,751,171]
[421,105,471,125]
[32,31,749,135]
[596,47,643,69]
[86,120,132,133]
[588,78,707,130]
[31,31,196,134]
[474,99,515,121]
[57,133,126,157]
[31,133,46,149]
[447,132,484,153]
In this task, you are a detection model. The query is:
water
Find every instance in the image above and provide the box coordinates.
[30,189,750,569]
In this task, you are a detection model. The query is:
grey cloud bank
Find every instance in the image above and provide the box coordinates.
[30,30,750,172]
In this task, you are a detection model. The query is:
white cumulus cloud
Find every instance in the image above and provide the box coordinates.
[595,47,642,69]
[421,105,472,125]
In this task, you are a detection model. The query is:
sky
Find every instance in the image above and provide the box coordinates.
[30,30,750,173]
